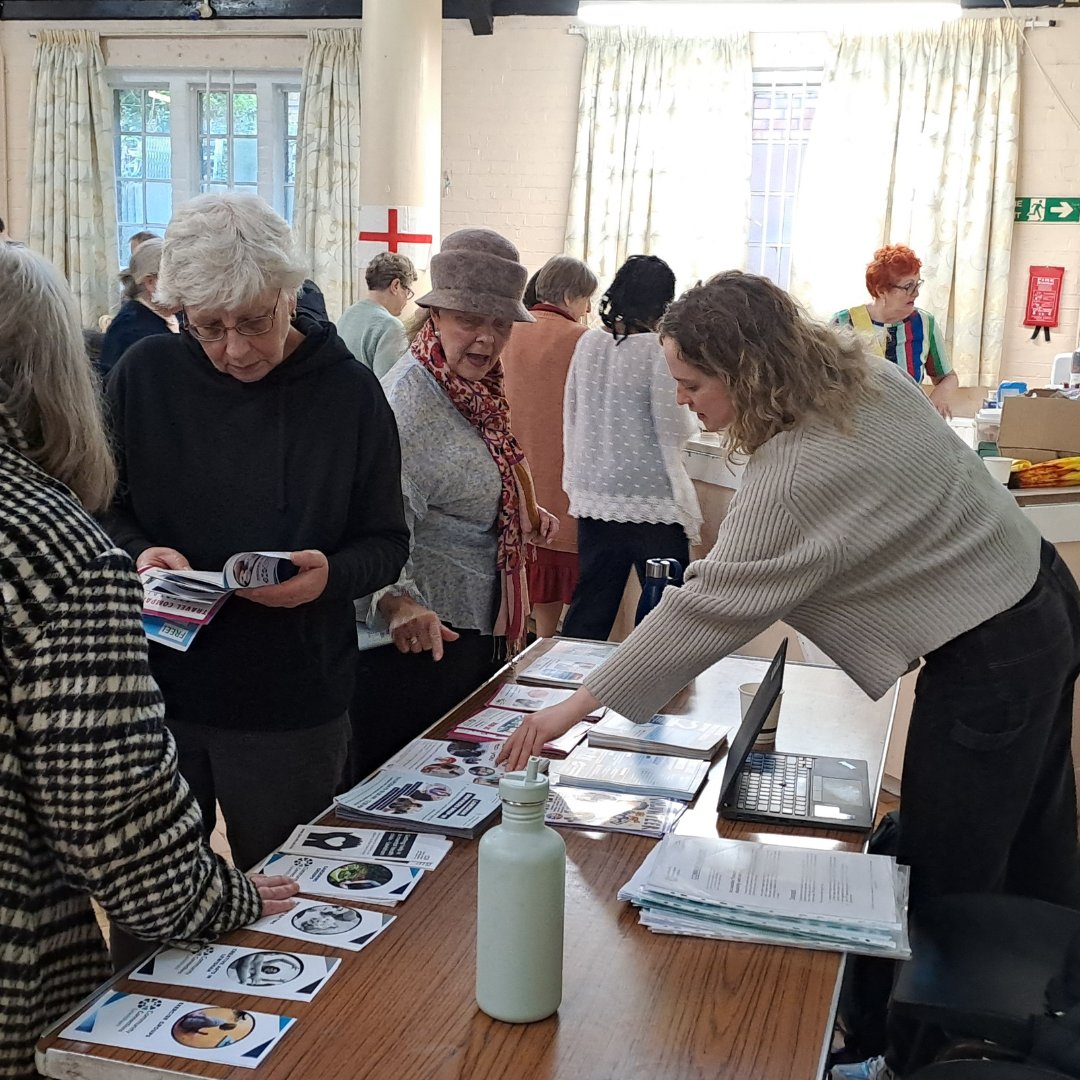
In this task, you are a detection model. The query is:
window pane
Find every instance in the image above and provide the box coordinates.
[203,182,230,195]
[284,187,295,224]
[145,135,171,180]
[201,137,229,183]
[234,184,259,197]
[287,91,299,137]
[234,138,258,184]
[145,182,172,224]
[118,89,143,133]
[750,143,767,192]
[765,195,784,244]
[202,91,229,135]
[145,89,171,134]
[746,243,762,275]
[119,136,144,179]
[749,195,764,245]
[117,180,144,224]
[233,93,258,135]
[286,140,297,185]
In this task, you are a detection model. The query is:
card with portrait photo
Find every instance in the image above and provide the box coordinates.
[247,896,396,952]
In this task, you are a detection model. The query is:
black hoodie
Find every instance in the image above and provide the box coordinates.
[102,316,409,730]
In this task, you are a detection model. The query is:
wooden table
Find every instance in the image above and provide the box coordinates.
[37,640,897,1080]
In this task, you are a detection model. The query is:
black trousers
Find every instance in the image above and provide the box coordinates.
[344,629,502,789]
[562,518,690,641]
[839,541,1080,1064]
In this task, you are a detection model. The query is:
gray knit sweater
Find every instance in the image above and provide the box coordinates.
[586,358,1043,719]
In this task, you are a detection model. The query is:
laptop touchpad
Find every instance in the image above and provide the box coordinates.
[817,777,864,807]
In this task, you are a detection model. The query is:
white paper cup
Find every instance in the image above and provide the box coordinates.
[739,682,783,746]
[982,456,1013,484]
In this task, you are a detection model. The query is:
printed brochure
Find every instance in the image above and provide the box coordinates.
[545,787,686,838]
[254,851,424,907]
[515,640,618,687]
[277,824,452,871]
[246,896,395,953]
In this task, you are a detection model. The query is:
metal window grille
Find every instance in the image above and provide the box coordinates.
[198,85,260,198]
[747,71,820,289]
[114,87,173,267]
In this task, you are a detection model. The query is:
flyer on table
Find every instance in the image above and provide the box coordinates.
[129,943,339,1003]
[246,896,396,952]
[61,991,295,1070]
[278,824,452,870]
[256,851,424,905]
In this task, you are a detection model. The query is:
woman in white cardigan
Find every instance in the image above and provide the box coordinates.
[560,255,701,640]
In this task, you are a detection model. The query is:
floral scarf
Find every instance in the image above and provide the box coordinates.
[412,319,539,652]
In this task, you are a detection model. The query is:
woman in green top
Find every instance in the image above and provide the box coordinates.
[832,243,958,419]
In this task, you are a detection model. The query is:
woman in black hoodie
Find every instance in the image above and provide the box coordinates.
[102,194,410,882]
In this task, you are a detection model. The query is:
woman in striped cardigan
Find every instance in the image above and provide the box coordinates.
[0,243,297,1080]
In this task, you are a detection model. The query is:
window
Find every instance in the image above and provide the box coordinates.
[747,72,820,289]
[115,87,173,261]
[111,74,301,266]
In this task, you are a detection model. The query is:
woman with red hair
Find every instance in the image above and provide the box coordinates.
[833,244,958,419]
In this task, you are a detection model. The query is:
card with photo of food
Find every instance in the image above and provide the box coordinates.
[61,992,295,1070]
[129,944,339,1003]
[254,852,424,906]
[544,787,687,838]
[246,896,395,953]
[277,824,452,871]
[515,640,618,688]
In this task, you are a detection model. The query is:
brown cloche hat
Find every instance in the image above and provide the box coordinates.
[415,228,535,323]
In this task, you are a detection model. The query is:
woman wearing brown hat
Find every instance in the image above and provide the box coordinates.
[350,228,558,780]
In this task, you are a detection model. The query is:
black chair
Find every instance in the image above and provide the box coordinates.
[889,894,1080,1073]
[907,1061,1074,1080]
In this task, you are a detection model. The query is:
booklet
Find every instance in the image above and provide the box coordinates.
[129,944,339,1003]
[447,707,591,758]
[515,640,618,687]
[246,896,395,953]
[254,851,424,906]
[62,991,295,1070]
[587,712,731,760]
[544,787,686,838]
[334,739,505,838]
[555,745,711,802]
[277,824,452,871]
[487,683,606,716]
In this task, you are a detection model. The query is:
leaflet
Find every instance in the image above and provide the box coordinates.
[255,851,424,905]
[487,683,598,713]
[246,896,395,953]
[129,943,339,1003]
[278,824,452,870]
[515,640,618,687]
[61,991,295,1070]
[447,708,591,757]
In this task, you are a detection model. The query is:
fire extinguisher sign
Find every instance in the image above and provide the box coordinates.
[1024,265,1064,330]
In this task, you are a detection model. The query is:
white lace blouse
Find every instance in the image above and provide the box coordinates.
[562,329,702,543]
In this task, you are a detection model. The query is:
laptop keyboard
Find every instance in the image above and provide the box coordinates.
[735,753,816,816]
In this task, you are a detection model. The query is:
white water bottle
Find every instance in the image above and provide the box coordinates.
[475,756,565,1022]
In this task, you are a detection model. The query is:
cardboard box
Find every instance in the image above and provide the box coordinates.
[998,394,1080,463]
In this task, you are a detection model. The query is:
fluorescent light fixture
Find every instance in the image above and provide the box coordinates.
[577,0,963,32]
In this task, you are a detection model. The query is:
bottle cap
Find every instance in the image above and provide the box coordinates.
[643,558,669,580]
[499,756,550,805]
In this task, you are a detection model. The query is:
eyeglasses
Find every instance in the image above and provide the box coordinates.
[184,301,279,343]
[399,281,415,302]
[892,279,924,296]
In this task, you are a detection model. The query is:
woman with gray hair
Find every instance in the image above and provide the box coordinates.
[338,251,418,377]
[0,242,298,1080]
[97,237,179,379]
[501,255,598,636]
[101,193,410,878]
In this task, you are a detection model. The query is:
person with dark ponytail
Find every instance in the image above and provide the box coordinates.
[560,255,701,640]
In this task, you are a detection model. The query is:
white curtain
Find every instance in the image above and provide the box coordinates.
[566,27,754,292]
[789,18,1021,386]
[293,28,363,321]
[28,30,119,326]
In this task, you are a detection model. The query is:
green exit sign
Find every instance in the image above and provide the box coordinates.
[1015,197,1080,223]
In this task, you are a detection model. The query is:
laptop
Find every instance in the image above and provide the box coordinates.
[716,640,875,832]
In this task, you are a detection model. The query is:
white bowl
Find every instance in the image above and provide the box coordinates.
[983,456,1014,484]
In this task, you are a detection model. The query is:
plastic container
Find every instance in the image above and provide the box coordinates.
[975,406,1002,448]
[947,417,977,450]
[996,381,1027,404]
[634,558,683,625]
[476,757,565,1023]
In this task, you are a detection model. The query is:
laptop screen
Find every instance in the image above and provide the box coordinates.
[716,639,787,810]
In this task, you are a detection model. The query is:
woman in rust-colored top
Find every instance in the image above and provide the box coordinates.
[502,256,598,636]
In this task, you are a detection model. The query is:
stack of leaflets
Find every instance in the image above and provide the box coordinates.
[485,683,607,716]
[516,639,618,688]
[618,834,911,959]
[447,706,591,758]
[587,712,731,760]
[334,739,505,838]
[544,787,686,838]
[141,551,296,652]
[555,745,711,802]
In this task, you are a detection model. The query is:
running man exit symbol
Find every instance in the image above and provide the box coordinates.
[1015,197,1080,223]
